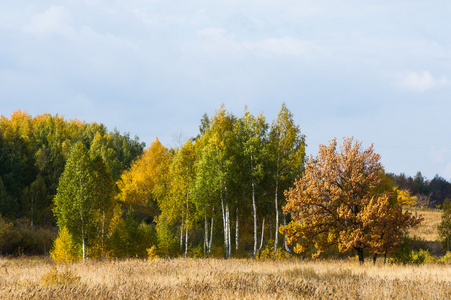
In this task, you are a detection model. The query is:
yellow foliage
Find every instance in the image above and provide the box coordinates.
[395,187,417,206]
[116,138,172,206]
[146,246,159,260]
[40,265,81,286]
[50,227,79,263]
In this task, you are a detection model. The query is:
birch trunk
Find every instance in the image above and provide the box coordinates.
[226,201,231,258]
[221,195,228,259]
[283,214,291,254]
[209,213,214,257]
[204,216,208,257]
[273,179,279,260]
[252,181,257,259]
[235,208,239,251]
[180,219,184,251]
[184,226,189,258]
[258,218,265,259]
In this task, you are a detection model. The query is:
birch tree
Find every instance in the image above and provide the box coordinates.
[269,103,306,259]
[53,141,114,260]
[238,108,268,258]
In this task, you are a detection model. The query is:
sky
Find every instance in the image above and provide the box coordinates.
[1,1,451,180]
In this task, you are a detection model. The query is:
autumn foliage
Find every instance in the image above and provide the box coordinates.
[282,137,422,263]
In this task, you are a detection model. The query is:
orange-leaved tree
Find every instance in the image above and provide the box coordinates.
[282,137,421,264]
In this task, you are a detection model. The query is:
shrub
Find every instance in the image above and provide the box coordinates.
[259,240,290,260]
[40,265,81,286]
[440,251,451,264]
[146,246,159,260]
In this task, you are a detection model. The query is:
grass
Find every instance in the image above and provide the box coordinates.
[407,208,441,242]
[1,256,451,299]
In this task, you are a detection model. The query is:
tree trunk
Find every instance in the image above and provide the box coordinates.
[252,181,257,259]
[180,219,184,251]
[384,250,387,264]
[204,216,208,257]
[283,214,291,254]
[221,194,230,259]
[356,248,364,264]
[235,208,239,251]
[273,180,279,260]
[373,253,377,265]
[184,225,189,258]
[209,213,214,257]
[226,201,231,258]
[258,218,265,259]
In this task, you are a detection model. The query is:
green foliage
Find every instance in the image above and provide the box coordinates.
[390,237,434,265]
[440,251,451,264]
[50,226,79,263]
[107,208,156,259]
[438,198,451,251]
[259,240,290,260]
[156,218,178,258]
[0,110,144,229]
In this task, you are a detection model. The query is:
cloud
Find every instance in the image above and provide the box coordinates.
[23,5,72,37]
[196,27,322,59]
[244,37,322,58]
[396,71,449,92]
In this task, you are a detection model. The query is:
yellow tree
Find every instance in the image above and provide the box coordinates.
[116,137,172,210]
[282,137,421,264]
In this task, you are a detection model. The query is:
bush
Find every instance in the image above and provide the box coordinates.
[440,251,451,264]
[40,265,80,286]
[146,246,159,260]
[259,240,290,260]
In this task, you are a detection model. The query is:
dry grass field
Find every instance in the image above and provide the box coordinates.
[408,208,441,242]
[1,256,451,299]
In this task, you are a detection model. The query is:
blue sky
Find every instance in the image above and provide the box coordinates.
[1,1,451,180]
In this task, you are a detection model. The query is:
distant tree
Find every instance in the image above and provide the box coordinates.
[282,137,421,264]
[438,198,451,252]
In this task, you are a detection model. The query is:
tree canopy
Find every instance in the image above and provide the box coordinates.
[282,137,422,263]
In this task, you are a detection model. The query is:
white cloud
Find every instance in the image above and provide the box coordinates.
[396,71,449,92]
[244,37,322,58]
[196,27,322,59]
[23,5,72,37]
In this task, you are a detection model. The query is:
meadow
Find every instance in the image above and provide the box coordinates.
[1,256,451,299]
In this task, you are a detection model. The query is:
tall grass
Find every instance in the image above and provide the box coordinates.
[1,257,451,299]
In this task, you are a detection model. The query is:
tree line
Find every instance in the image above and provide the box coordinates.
[391,172,451,208]
[0,106,427,263]
[0,110,144,255]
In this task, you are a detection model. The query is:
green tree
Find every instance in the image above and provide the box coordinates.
[166,140,197,257]
[238,108,269,258]
[438,198,451,252]
[53,141,114,260]
[269,103,306,259]
[194,106,240,259]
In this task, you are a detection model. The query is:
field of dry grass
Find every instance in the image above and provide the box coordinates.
[407,209,441,242]
[1,256,451,299]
